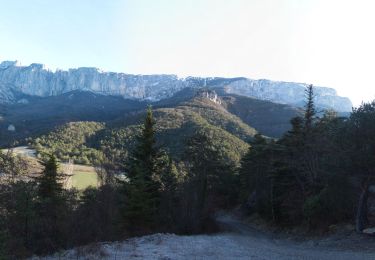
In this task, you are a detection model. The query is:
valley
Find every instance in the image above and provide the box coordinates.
[1,1,373,258]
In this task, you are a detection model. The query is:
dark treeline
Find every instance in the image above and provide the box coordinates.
[239,85,375,232]
[0,106,237,258]
[1,87,375,258]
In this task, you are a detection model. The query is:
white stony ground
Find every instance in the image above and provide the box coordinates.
[33,231,375,259]
[31,213,375,260]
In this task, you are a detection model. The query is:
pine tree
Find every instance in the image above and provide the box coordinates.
[183,130,236,232]
[304,84,316,130]
[124,106,164,232]
[159,156,179,229]
[37,155,63,201]
[160,156,178,195]
[127,106,157,179]
[33,154,66,254]
[239,134,268,202]
[185,131,215,210]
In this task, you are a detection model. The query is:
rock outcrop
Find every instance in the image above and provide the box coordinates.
[196,89,222,104]
[0,61,352,111]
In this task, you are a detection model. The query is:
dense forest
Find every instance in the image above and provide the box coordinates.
[31,121,105,165]
[30,95,256,166]
[1,86,375,258]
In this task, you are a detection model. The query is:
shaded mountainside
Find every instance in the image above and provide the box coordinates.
[31,95,257,165]
[0,90,147,146]
[156,87,301,137]
[0,87,301,147]
[2,86,304,165]
[0,60,352,111]
[221,94,302,137]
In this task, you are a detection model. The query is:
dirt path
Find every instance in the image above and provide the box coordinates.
[214,213,375,260]
[37,215,375,260]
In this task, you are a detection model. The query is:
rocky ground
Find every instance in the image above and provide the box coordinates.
[32,213,375,260]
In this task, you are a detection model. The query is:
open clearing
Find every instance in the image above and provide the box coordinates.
[63,164,98,190]
[70,170,98,190]
[4,146,99,190]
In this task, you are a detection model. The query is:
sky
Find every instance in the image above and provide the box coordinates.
[1,0,375,106]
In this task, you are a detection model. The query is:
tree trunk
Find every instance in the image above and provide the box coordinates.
[355,182,369,233]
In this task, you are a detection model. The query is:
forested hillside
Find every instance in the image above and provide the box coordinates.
[99,102,253,165]
[0,91,146,146]
[2,86,372,259]
[31,122,105,164]
[23,88,303,169]
[30,94,257,166]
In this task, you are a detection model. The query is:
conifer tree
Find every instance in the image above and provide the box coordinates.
[183,130,236,231]
[159,156,179,229]
[239,134,268,203]
[185,131,216,210]
[160,156,178,195]
[124,106,163,231]
[37,155,63,201]
[304,84,316,130]
[346,101,375,232]
[34,154,66,254]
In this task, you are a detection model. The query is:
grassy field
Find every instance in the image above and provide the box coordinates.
[67,164,98,190]
[71,170,98,190]
[4,146,99,190]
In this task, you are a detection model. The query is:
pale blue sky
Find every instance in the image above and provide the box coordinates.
[1,0,375,105]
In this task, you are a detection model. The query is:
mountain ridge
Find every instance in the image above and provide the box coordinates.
[0,60,352,111]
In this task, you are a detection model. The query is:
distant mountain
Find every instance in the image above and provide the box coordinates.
[0,61,352,111]
[0,87,303,147]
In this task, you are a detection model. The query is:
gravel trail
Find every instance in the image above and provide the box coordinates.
[35,214,375,260]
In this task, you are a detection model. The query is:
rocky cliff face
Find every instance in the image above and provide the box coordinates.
[196,89,222,105]
[221,79,352,112]
[0,61,352,111]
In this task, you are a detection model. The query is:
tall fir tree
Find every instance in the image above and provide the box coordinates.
[34,154,67,254]
[304,84,316,130]
[239,134,269,205]
[124,106,164,232]
[159,156,179,229]
[37,155,63,201]
[182,130,237,232]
